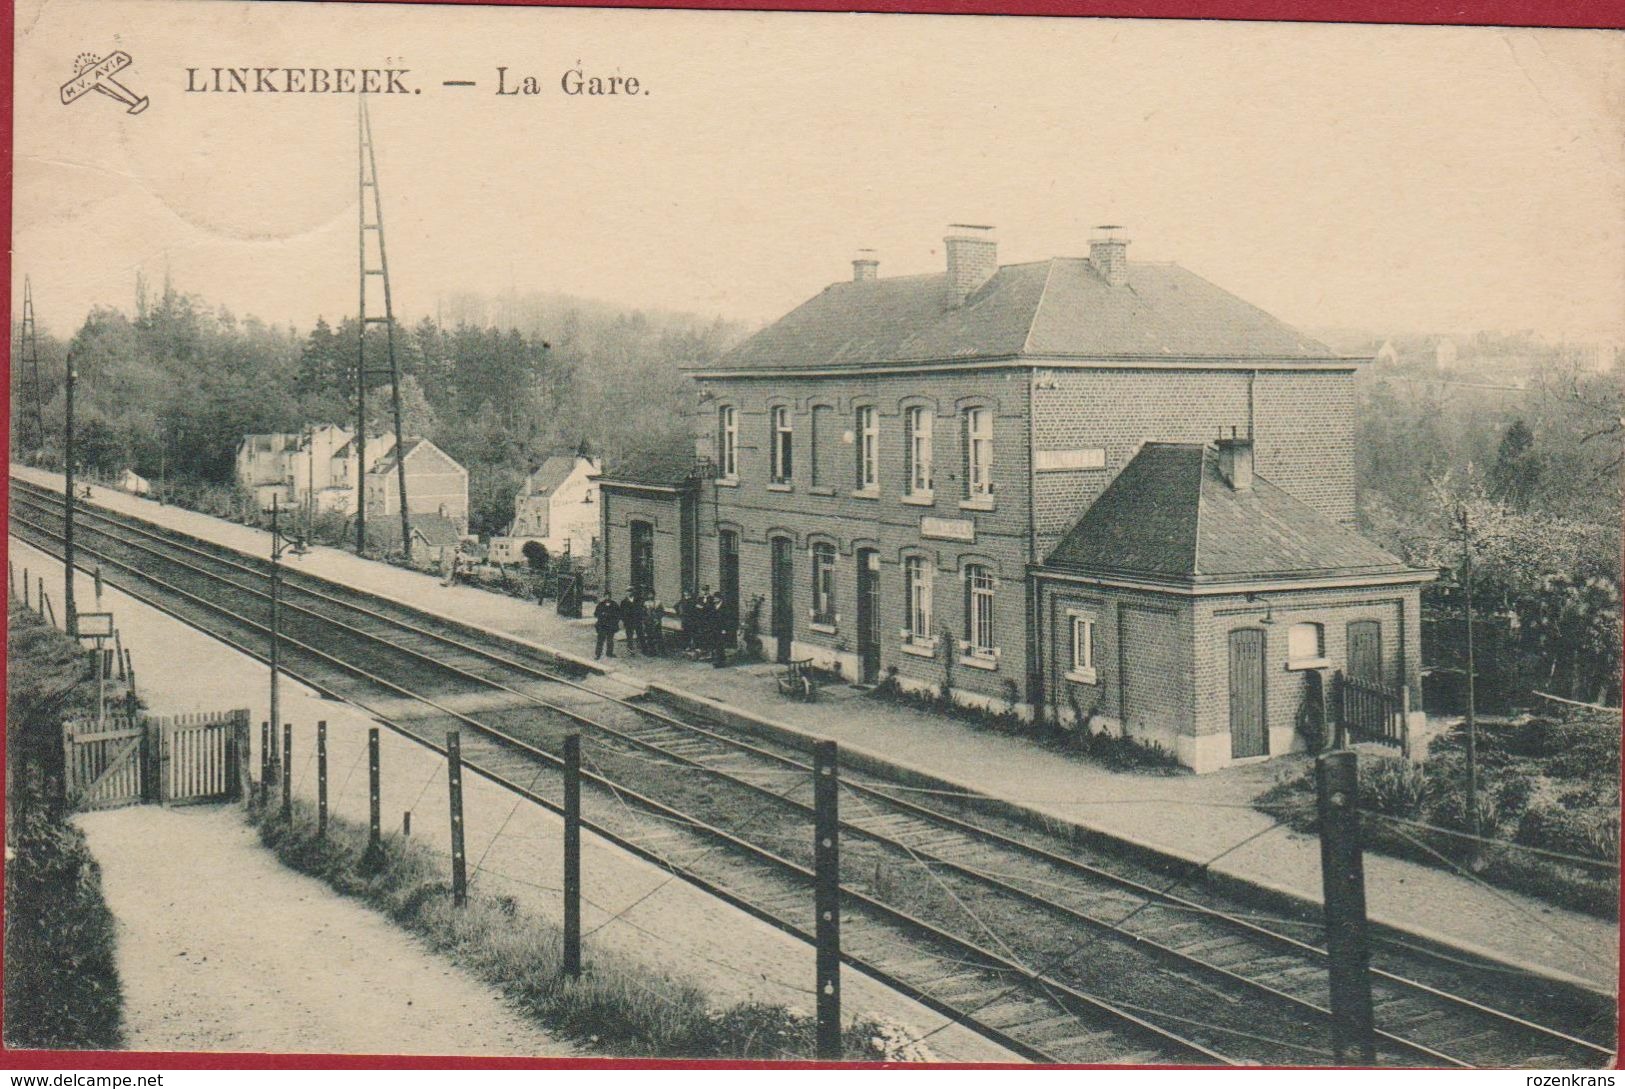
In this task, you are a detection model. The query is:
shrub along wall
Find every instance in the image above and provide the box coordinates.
[3,606,125,1049]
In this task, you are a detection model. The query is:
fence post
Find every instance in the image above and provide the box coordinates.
[365,727,382,865]
[814,739,842,1060]
[41,588,55,629]
[447,731,468,908]
[23,568,31,611]
[260,720,271,801]
[281,722,293,821]
[563,733,582,979]
[402,810,411,837]
[1400,685,1413,759]
[236,714,251,805]
[1315,749,1376,1063]
[316,721,328,835]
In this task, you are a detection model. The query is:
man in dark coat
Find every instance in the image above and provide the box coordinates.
[676,592,696,653]
[644,595,666,656]
[705,592,728,667]
[620,590,644,656]
[593,595,620,659]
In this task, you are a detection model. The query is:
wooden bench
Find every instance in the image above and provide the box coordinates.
[776,658,819,702]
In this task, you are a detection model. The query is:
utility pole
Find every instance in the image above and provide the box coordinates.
[1459,506,1480,839]
[19,276,46,460]
[354,94,413,560]
[63,357,78,634]
[268,493,290,744]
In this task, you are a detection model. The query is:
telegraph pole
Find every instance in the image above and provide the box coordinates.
[63,359,78,634]
[268,494,285,742]
[354,94,413,559]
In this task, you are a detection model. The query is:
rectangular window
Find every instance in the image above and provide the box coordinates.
[964,408,993,499]
[1070,614,1096,682]
[770,406,793,484]
[905,406,934,495]
[718,406,738,479]
[811,542,837,625]
[965,565,996,657]
[856,406,878,490]
[904,556,932,641]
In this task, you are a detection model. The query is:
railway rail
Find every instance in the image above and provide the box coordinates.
[9,476,1617,1068]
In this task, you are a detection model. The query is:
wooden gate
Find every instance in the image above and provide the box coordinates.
[154,710,252,806]
[63,714,147,810]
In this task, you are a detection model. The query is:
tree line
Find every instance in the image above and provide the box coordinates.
[1353,345,1623,707]
[12,283,745,536]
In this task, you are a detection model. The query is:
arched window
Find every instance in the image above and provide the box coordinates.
[770,406,793,484]
[855,405,878,490]
[962,407,993,500]
[811,542,837,625]
[904,555,932,642]
[717,406,738,479]
[964,564,997,658]
[905,406,933,496]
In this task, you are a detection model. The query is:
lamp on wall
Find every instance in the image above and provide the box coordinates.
[1244,592,1274,625]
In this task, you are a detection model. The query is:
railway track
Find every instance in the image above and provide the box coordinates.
[9,477,1617,1067]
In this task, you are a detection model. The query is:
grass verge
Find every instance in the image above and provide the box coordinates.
[247,796,930,1060]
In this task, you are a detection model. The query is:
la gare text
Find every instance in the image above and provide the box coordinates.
[502,67,648,96]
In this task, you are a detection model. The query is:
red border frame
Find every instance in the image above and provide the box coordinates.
[2,0,1621,1072]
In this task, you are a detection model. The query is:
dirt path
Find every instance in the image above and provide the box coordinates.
[76,804,571,1057]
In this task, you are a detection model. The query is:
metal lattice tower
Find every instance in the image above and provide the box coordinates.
[18,276,46,461]
[354,94,413,560]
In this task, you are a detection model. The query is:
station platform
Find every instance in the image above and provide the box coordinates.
[10,464,1618,994]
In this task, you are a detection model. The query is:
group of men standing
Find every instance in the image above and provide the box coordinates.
[592,586,735,666]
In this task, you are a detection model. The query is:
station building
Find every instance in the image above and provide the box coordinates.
[601,225,1432,770]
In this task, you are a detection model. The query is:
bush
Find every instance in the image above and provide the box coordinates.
[4,607,125,1049]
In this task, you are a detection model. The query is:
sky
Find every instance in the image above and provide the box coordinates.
[14,0,1625,346]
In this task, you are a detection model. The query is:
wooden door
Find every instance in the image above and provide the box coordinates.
[856,549,881,683]
[719,529,740,636]
[770,537,794,663]
[1228,628,1268,759]
[1347,621,1383,684]
[629,521,654,596]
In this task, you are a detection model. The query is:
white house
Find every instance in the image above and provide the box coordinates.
[492,453,601,563]
[234,433,299,508]
[289,425,397,517]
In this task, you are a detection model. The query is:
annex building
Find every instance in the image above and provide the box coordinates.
[601,225,1433,771]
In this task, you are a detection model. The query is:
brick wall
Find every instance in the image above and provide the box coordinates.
[1036,580,1195,759]
[694,371,1035,706]
[601,486,692,607]
[1193,584,1424,767]
[1031,366,1357,554]
[1035,575,1423,771]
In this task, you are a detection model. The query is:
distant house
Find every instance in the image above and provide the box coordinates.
[498,453,601,562]
[234,433,299,508]
[288,424,387,516]
[361,513,465,563]
[1372,340,1399,367]
[364,437,469,536]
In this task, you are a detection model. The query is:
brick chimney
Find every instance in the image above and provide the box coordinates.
[1089,225,1130,287]
[944,224,997,307]
[852,249,879,282]
[1216,427,1254,491]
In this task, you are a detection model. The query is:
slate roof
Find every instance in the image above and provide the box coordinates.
[600,447,697,488]
[704,258,1338,374]
[369,438,433,475]
[525,455,596,497]
[1042,443,1415,585]
[363,512,463,549]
